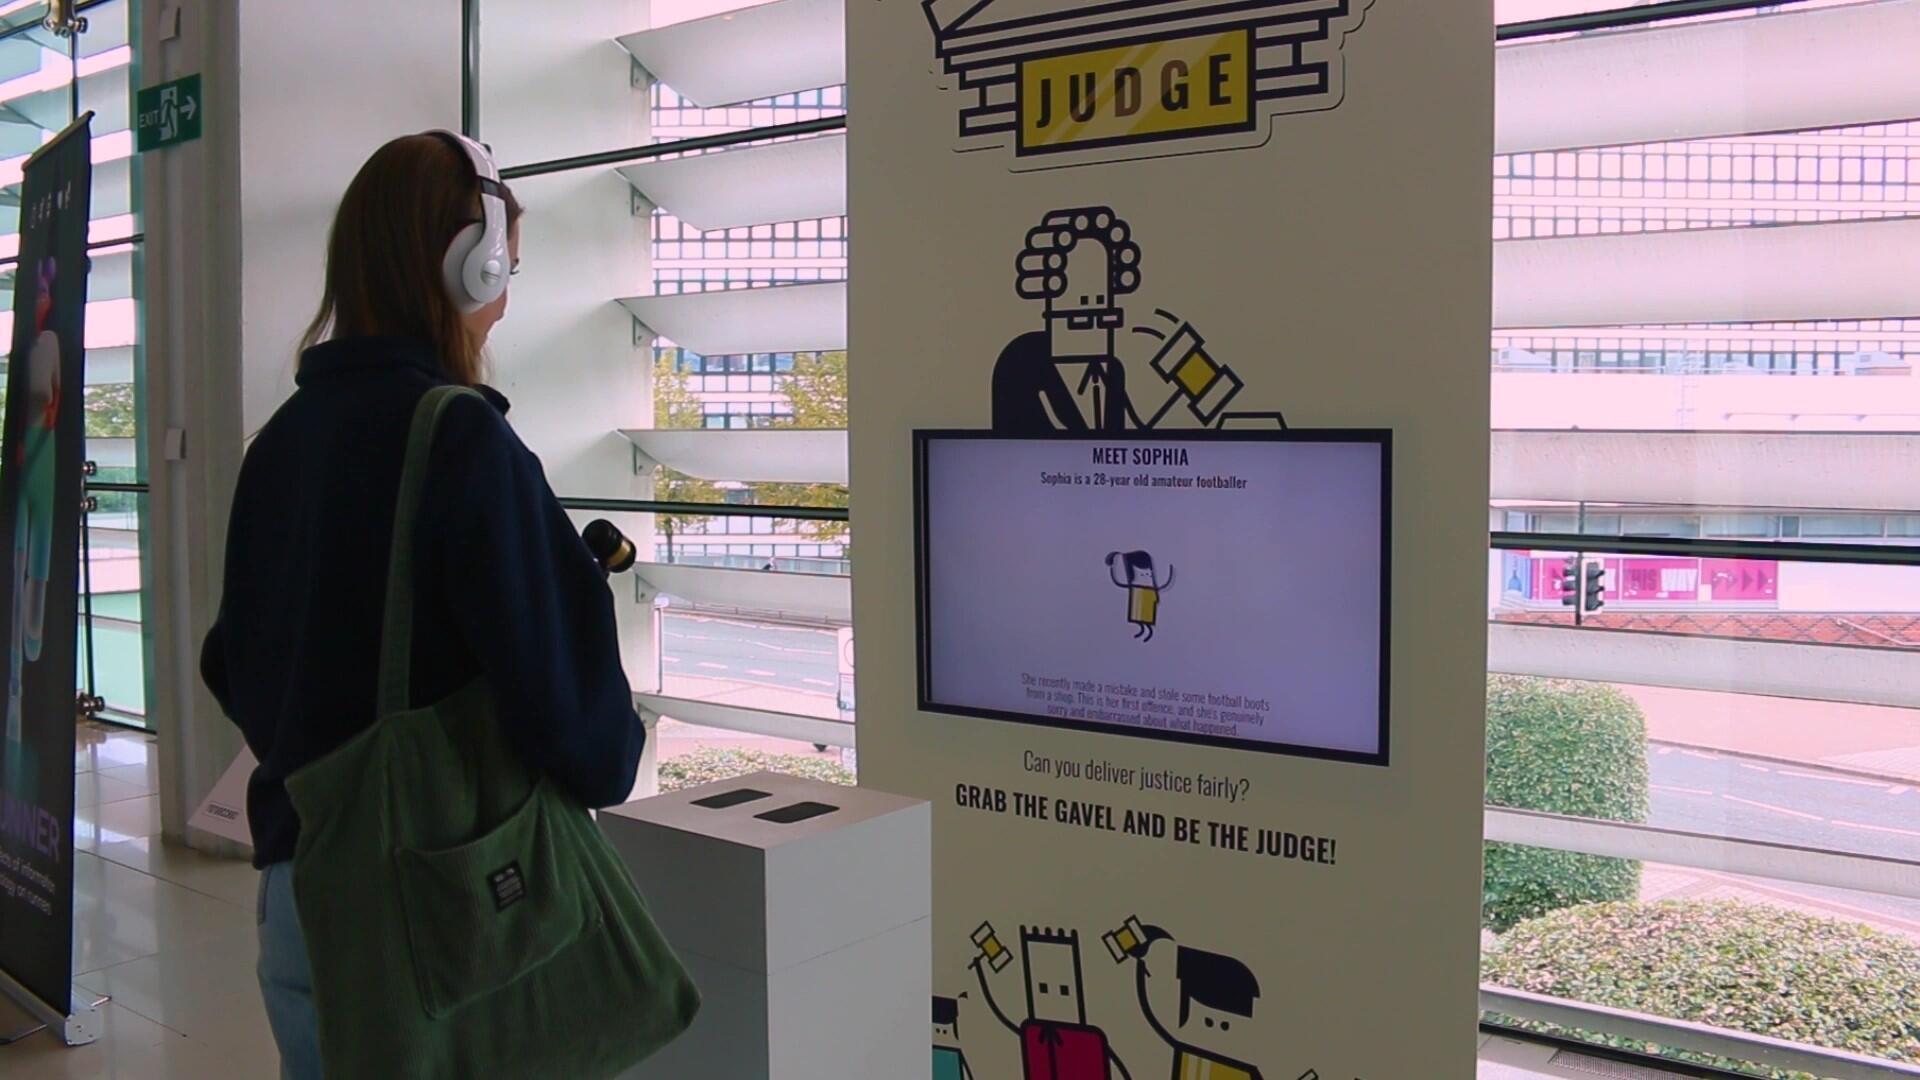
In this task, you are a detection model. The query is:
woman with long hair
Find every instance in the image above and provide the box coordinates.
[200,132,647,1079]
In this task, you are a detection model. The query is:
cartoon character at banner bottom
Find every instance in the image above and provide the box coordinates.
[1105,916,1266,1080]
[971,922,1134,1080]
[933,995,977,1080]
[1106,551,1175,642]
[4,257,60,793]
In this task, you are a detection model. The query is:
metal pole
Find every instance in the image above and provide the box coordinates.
[1573,501,1587,628]
[65,25,78,121]
[1497,0,1816,41]
[500,117,848,180]
[78,468,97,715]
[461,0,480,138]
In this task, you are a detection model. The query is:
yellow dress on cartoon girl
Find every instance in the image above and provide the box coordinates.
[1176,1052,1255,1080]
[1108,551,1174,641]
[1128,585,1158,627]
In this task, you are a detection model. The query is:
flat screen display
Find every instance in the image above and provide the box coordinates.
[915,430,1390,764]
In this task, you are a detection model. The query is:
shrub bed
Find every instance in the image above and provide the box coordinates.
[1483,899,1920,1072]
[657,747,856,793]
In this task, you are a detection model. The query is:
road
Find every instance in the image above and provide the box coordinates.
[1648,744,1920,862]
[661,613,840,696]
[1643,744,1920,928]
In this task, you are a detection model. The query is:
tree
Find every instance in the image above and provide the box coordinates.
[86,383,138,438]
[779,350,846,427]
[653,350,708,430]
[652,353,721,562]
[0,383,137,437]
[761,350,849,545]
[649,350,852,559]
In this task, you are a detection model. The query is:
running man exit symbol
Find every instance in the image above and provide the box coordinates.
[136,74,202,152]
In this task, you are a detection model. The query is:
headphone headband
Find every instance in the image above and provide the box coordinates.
[430,130,510,313]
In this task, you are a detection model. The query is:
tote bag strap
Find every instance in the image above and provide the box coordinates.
[377,384,481,718]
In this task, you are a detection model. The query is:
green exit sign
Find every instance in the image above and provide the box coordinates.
[135,74,202,152]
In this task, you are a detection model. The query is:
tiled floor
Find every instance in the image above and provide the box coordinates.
[4,724,279,1079]
[7,726,1689,1078]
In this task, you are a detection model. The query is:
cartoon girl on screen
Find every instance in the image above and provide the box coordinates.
[6,256,61,778]
[1107,551,1174,642]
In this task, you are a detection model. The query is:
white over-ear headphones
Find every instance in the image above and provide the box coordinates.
[432,130,511,314]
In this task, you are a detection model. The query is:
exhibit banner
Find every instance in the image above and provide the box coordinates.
[0,114,93,1019]
[849,4,1492,1078]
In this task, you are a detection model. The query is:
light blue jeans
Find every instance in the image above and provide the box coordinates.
[257,861,324,1080]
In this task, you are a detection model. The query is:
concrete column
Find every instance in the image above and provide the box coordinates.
[142,1,461,848]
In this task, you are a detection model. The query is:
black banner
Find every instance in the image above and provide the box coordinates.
[0,113,93,1017]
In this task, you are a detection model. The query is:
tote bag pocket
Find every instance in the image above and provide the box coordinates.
[395,784,600,1019]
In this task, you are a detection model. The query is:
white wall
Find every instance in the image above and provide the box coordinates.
[478,0,649,169]
[232,2,465,437]
[649,0,766,29]
[479,0,657,690]
[1777,563,1920,614]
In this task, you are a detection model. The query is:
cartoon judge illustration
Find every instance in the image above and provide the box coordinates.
[1107,917,1266,1080]
[993,207,1143,434]
[1107,551,1174,642]
[6,256,61,777]
[991,206,1286,435]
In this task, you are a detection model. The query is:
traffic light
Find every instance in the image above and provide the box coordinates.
[1584,559,1607,613]
[1559,556,1580,608]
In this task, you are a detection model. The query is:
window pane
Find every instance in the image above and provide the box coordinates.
[1485,669,1920,866]
[83,491,147,722]
[657,610,851,723]
[1498,502,1920,549]
[654,719,856,791]
[1701,514,1775,538]
[1491,544,1920,867]
[649,509,850,575]
[1488,8,1917,1075]
[1801,514,1884,538]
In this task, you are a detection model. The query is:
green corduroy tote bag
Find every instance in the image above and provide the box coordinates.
[283,385,700,1079]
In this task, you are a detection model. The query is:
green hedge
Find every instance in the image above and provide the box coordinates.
[657,747,856,793]
[1483,900,1920,1072]
[1483,676,1649,931]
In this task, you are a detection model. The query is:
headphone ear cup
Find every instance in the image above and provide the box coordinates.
[443,221,486,314]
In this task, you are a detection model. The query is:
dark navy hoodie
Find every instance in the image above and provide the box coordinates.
[200,336,644,868]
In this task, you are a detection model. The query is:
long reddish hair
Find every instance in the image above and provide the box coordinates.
[299,134,522,386]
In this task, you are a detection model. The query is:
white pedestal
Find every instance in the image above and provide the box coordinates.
[600,772,930,1079]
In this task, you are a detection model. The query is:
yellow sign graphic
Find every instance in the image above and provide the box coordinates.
[1018,31,1254,155]
[922,0,1371,168]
